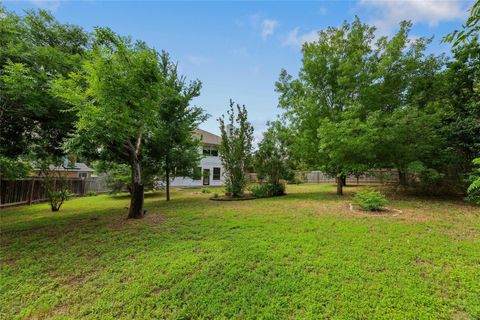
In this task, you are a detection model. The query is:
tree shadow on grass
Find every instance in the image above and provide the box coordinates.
[110,191,163,200]
[280,191,353,202]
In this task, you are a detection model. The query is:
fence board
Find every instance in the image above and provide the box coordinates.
[0,177,109,208]
[297,170,399,184]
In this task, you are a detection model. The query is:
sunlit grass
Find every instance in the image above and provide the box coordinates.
[1,184,479,319]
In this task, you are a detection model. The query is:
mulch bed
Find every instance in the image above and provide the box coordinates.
[210,195,257,201]
[348,203,403,216]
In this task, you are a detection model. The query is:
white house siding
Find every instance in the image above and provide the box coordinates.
[169,155,224,187]
[169,130,225,187]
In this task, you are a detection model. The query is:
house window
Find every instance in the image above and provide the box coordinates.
[203,145,218,156]
[79,172,87,178]
[213,167,221,180]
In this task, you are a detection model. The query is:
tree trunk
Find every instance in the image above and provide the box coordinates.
[398,169,407,190]
[166,167,170,201]
[128,157,144,219]
[342,175,347,187]
[336,177,343,195]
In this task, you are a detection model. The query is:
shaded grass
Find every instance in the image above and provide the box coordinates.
[1,184,479,319]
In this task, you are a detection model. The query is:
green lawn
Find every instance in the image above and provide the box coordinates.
[1,184,479,319]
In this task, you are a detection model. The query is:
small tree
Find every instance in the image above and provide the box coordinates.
[37,160,71,212]
[254,121,291,193]
[218,100,254,197]
[467,158,480,204]
[145,52,208,201]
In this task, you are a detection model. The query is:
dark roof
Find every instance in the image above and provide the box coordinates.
[49,162,94,172]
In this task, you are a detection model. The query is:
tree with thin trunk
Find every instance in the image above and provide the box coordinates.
[254,120,293,188]
[218,100,254,197]
[145,52,208,201]
[52,28,163,219]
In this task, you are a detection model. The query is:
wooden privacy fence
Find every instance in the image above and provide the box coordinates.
[298,170,399,184]
[247,170,398,184]
[0,176,109,208]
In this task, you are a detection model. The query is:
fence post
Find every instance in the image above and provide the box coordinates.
[28,178,35,205]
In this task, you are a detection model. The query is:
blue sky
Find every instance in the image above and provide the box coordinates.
[5,0,473,139]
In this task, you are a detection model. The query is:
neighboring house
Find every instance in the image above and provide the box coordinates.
[33,159,95,178]
[169,129,225,187]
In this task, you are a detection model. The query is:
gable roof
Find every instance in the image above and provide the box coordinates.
[194,129,221,145]
[49,162,95,172]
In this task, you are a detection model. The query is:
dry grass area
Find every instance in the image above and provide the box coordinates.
[1,184,479,319]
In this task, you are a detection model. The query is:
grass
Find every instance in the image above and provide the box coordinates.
[1,184,479,319]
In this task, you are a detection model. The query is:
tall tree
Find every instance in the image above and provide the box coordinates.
[441,36,480,188]
[145,52,208,201]
[276,18,376,195]
[0,7,88,177]
[276,18,452,195]
[52,28,163,218]
[218,100,254,197]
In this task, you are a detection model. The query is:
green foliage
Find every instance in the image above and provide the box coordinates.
[443,0,480,47]
[86,191,97,197]
[95,162,131,194]
[353,190,387,211]
[254,121,294,186]
[95,161,158,194]
[37,163,72,212]
[201,188,212,194]
[218,100,254,197]
[249,183,285,198]
[467,158,480,204]
[407,161,444,194]
[213,192,219,198]
[52,27,164,218]
[287,177,304,185]
[48,189,71,212]
[0,7,88,172]
[275,17,477,196]
[143,52,208,201]
[0,156,32,179]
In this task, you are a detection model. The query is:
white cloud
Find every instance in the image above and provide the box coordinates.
[282,27,318,47]
[261,19,279,39]
[29,0,61,11]
[245,13,280,39]
[360,0,468,35]
[187,55,208,66]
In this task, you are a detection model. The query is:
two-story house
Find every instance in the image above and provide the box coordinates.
[169,129,225,187]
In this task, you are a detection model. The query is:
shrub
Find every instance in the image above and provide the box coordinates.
[465,158,480,204]
[287,177,303,185]
[213,193,219,198]
[353,190,387,211]
[202,188,212,194]
[49,189,71,212]
[249,183,285,198]
[86,191,97,197]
